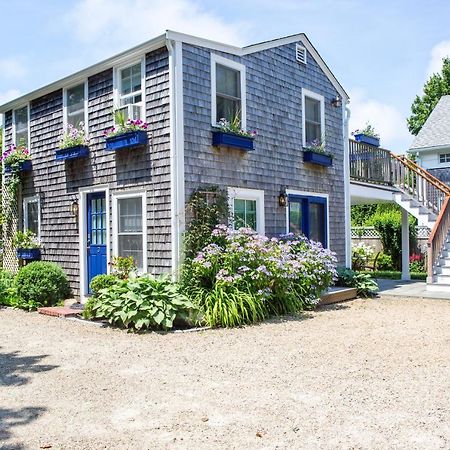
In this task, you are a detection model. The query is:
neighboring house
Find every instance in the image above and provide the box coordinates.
[409,95,450,183]
[0,30,350,300]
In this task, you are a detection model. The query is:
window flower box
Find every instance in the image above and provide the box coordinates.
[4,160,32,173]
[16,248,41,260]
[212,131,255,151]
[303,150,333,167]
[55,145,90,161]
[105,130,148,151]
[354,133,380,148]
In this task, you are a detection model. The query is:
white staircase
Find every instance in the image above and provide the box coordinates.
[393,192,437,228]
[428,233,450,292]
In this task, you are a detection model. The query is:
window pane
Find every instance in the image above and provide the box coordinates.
[216,96,240,122]
[26,201,39,236]
[15,107,28,146]
[305,122,321,145]
[289,201,302,234]
[67,110,85,129]
[15,130,28,148]
[233,199,257,230]
[216,64,240,98]
[67,84,84,115]
[118,235,143,270]
[118,198,142,233]
[305,97,320,123]
[309,202,325,244]
[120,63,141,96]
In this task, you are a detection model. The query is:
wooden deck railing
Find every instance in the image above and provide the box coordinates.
[349,139,392,185]
[390,154,450,214]
[428,197,450,282]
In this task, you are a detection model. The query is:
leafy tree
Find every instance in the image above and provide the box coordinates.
[407,57,450,135]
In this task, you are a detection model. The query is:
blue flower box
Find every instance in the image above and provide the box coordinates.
[354,133,380,147]
[55,145,89,161]
[16,248,41,260]
[303,150,333,167]
[212,131,255,151]
[105,130,148,151]
[4,160,32,174]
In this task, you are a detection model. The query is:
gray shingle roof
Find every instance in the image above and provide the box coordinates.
[410,95,450,150]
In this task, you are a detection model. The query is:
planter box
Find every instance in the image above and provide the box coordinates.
[105,130,148,151]
[16,248,41,260]
[354,133,380,147]
[212,131,254,151]
[303,150,333,167]
[55,145,89,161]
[4,160,32,174]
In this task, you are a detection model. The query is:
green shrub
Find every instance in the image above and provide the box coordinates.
[15,261,71,310]
[336,267,378,297]
[109,256,136,279]
[89,274,195,331]
[361,270,427,281]
[89,274,119,296]
[0,270,16,306]
[376,252,393,271]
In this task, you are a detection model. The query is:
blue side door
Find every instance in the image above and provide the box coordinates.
[87,192,107,292]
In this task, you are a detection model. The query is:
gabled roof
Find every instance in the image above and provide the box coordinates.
[0,30,348,114]
[410,95,450,152]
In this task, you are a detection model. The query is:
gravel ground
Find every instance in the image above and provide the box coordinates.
[1,296,450,450]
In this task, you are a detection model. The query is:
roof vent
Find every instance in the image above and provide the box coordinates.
[296,44,307,64]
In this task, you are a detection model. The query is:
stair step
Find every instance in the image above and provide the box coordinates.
[437,258,450,267]
[434,266,450,276]
[427,282,450,293]
[433,274,450,284]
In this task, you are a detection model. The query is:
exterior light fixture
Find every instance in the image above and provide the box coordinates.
[331,95,342,108]
[71,199,79,217]
[278,188,288,207]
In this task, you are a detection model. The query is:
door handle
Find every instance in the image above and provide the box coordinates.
[87,239,91,250]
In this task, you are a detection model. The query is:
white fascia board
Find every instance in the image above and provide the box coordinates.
[0,33,166,113]
[408,144,450,154]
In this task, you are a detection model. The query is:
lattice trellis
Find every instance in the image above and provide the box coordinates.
[2,179,19,273]
[352,226,431,239]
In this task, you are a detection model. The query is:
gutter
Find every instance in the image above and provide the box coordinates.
[343,102,352,267]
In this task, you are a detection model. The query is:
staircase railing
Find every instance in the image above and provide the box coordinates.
[390,154,450,214]
[428,197,450,282]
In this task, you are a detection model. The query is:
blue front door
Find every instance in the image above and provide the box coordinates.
[87,192,107,292]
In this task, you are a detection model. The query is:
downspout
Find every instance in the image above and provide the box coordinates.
[343,101,352,267]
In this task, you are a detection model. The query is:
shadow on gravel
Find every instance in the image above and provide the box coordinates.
[0,348,58,387]
[316,303,352,312]
[265,313,314,324]
[0,406,47,449]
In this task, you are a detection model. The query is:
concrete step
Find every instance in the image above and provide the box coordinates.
[433,274,450,284]
[434,265,450,276]
[437,258,450,268]
[427,282,450,294]
[319,287,358,306]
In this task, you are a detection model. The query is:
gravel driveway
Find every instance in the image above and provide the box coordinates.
[1,297,449,450]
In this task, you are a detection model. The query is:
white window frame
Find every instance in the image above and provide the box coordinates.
[13,104,30,148]
[113,58,146,121]
[439,153,450,164]
[211,53,247,129]
[227,187,264,234]
[285,189,330,248]
[63,80,89,133]
[112,190,147,273]
[301,88,325,148]
[23,195,41,239]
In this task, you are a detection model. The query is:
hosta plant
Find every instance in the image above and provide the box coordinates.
[89,273,195,331]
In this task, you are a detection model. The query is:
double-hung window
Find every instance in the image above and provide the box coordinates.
[211,54,246,128]
[113,193,146,272]
[439,153,450,164]
[116,60,144,121]
[14,105,29,147]
[302,89,324,147]
[23,196,40,239]
[288,193,328,247]
[64,82,87,130]
[228,187,264,234]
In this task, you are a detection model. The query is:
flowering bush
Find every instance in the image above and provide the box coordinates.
[409,253,425,273]
[2,143,30,167]
[217,117,256,138]
[304,138,330,155]
[13,230,40,249]
[352,242,375,270]
[104,109,149,138]
[352,122,379,138]
[183,225,337,326]
[59,122,89,149]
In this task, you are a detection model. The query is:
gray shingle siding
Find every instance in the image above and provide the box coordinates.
[3,47,172,296]
[182,42,346,262]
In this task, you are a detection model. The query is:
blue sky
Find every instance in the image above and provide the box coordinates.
[1,0,450,152]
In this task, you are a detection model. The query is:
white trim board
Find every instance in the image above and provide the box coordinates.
[301,88,325,148]
[23,194,41,239]
[62,80,89,134]
[78,185,110,302]
[227,187,265,234]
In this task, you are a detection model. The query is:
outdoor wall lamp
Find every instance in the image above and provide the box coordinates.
[331,95,342,108]
[278,188,288,207]
[71,199,79,217]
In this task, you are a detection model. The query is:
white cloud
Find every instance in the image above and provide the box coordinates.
[0,58,26,79]
[348,87,412,152]
[66,0,249,55]
[426,40,450,78]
